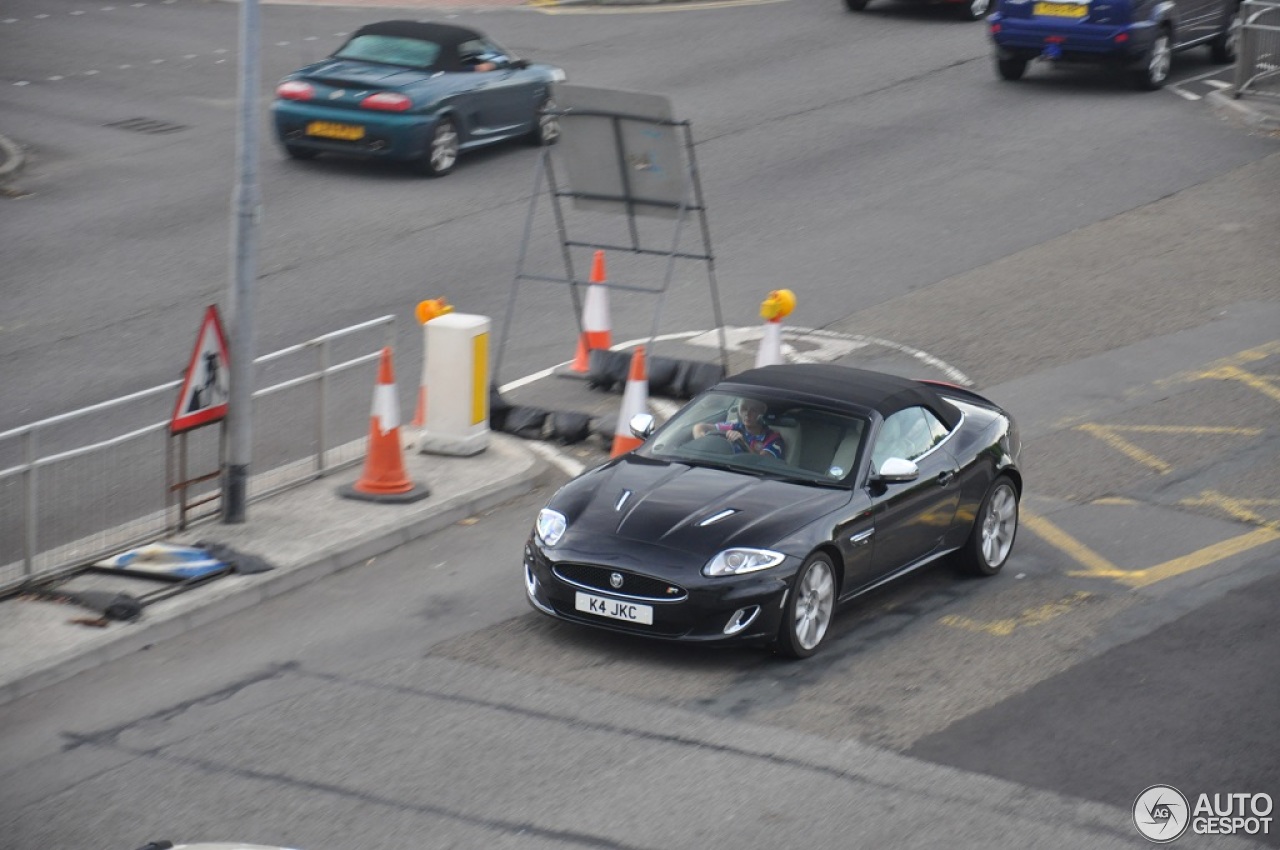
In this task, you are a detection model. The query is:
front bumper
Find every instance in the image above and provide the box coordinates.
[991,15,1156,63]
[271,100,438,162]
[523,538,797,645]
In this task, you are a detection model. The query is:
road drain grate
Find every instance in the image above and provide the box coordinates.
[105,117,188,135]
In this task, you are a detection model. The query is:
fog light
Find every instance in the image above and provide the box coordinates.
[724,606,761,636]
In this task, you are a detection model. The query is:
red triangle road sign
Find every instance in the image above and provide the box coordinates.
[171,305,231,433]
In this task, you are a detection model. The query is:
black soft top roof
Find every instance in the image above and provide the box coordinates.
[723,364,962,430]
[344,20,486,71]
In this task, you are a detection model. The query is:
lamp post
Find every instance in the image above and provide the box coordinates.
[223,0,261,523]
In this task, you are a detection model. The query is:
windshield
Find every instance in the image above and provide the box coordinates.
[640,390,868,485]
[334,35,441,68]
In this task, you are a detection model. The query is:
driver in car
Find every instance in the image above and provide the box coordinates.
[692,398,785,459]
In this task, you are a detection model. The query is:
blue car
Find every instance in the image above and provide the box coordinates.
[272,21,566,176]
[989,0,1243,89]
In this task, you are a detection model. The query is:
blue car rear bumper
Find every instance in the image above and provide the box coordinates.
[991,14,1157,63]
[271,101,439,162]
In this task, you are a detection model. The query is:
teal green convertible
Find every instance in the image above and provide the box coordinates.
[271,20,566,177]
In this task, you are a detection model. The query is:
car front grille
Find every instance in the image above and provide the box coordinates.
[553,563,688,602]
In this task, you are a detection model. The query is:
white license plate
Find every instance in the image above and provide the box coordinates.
[575,591,653,625]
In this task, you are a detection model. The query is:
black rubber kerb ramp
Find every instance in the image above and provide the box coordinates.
[337,482,431,504]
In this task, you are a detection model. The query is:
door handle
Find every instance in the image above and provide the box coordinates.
[937,470,956,486]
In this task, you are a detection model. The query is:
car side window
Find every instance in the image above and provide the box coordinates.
[459,38,508,67]
[871,407,937,470]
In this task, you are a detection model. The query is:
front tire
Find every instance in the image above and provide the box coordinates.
[419,117,459,177]
[283,144,318,161]
[844,0,869,10]
[961,476,1019,576]
[777,553,837,659]
[1132,30,1172,90]
[997,56,1028,81]
[527,97,560,146]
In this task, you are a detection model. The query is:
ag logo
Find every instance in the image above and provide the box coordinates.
[1134,785,1190,843]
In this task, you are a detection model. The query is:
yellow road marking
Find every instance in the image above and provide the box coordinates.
[1075,424,1263,474]
[1191,364,1280,404]
[1022,512,1126,577]
[1178,490,1280,530]
[941,592,1093,636]
[1024,510,1280,588]
[1163,341,1280,401]
[1114,527,1280,588]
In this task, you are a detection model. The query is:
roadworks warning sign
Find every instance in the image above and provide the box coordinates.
[171,305,230,433]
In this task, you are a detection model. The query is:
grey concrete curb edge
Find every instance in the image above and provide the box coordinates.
[1206,90,1280,132]
[0,450,555,707]
[0,132,25,180]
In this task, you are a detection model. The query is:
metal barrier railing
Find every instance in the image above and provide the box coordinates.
[1235,0,1280,100]
[0,315,396,595]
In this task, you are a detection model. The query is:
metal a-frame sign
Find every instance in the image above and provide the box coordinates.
[492,84,729,384]
[171,305,231,434]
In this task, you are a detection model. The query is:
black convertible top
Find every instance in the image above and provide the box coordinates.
[725,364,964,430]
[344,20,486,72]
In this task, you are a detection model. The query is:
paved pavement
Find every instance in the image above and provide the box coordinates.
[0,433,554,706]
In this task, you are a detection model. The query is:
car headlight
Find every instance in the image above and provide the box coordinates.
[535,508,567,547]
[703,548,785,577]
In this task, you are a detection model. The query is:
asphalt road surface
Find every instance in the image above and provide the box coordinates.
[1,0,1277,847]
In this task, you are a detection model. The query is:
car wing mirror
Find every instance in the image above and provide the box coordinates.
[876,457,919,483]
[629,413,656,440]
[511,58,530,70]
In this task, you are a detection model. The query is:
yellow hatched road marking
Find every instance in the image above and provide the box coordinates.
[1164,340,1280,401]
[1075,424,1263,474]
[1022,512,1125,577]
[1178,490,1280,531]
[1024,510,1280,588]
[1191,364,1280,404]
[940,592,1093,636]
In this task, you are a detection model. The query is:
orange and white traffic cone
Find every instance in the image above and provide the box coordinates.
[340,347,430,503]
[563,250,612,376]
[754,289,796,368]
[610,346,650,457]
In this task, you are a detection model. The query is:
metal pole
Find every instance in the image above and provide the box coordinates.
[223,0,261,523]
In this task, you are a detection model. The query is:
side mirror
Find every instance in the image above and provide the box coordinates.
[629,413,656,440]
[876,457,919,483]
[511,58,530,70]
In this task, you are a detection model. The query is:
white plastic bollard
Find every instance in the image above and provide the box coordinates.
[417,313,490,457]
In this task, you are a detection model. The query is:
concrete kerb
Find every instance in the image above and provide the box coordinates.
[0,433,554,706]
[1207,90,1280,133]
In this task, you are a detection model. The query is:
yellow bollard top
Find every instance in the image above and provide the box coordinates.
[759,289,796,322]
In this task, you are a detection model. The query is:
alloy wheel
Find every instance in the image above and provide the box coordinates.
[980,483,1018,567]
[793,559,835,651]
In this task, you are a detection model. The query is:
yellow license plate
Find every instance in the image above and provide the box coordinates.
[306,121,365,141]
[1033,1,1088,16]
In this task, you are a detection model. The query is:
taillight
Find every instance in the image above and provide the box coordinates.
[361,92,413,112]
[276,80,314,101]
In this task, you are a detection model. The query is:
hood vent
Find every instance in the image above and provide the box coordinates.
[697,509,737,527]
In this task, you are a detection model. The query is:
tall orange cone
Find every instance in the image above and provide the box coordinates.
[755,289,796,368]
[610,346,650,457]
[340,347,430,503]
[563,251,612,376]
